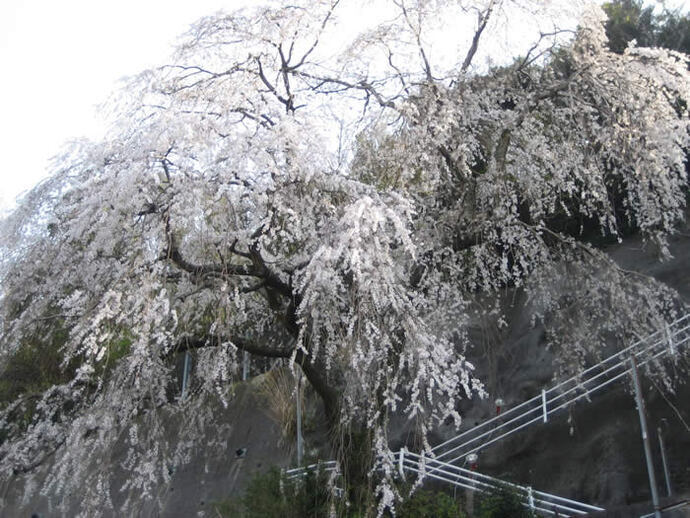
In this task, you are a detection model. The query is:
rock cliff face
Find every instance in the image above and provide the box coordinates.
[4,229,690,517]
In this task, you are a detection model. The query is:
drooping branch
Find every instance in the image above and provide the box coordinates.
[175,335,294,359]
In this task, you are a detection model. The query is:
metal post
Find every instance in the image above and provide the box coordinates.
[542,389,548,423]
[181,350,191,399]
[527,486,535,512]
[465,467,475,515]
[242,350,250,381]
[665,324,676,356]
[657,424,672,497]
[296,372,303,466]
[630,357,661,518]
[398,448,406,479]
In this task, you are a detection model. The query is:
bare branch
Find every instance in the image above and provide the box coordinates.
[461,0,500,74]
[395,0,434,82]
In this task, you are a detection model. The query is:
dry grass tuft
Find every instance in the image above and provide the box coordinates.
[257,366,303,448]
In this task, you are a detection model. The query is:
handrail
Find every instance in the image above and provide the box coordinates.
[281,315,689,516]
[400,450,604,516]
[284,460,339,480]
[444,332,690,465]
[433,314,689,463]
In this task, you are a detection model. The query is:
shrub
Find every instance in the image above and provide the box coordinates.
[476,484,536,518]
[212,465,339,518]
[397,488,465,518]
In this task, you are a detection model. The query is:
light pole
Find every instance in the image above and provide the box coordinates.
[630,357,661,518]
[657,420,672,498]
[296,371,304,466]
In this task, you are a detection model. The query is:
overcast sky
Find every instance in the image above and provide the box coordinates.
[0,0,253,212]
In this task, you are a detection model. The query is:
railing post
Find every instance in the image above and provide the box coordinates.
[242,350,250,380]
[181,350,191,399]
[666,324,676,357]
[398,448,406,479]
[527,486,535,512]
[542,389,548,423]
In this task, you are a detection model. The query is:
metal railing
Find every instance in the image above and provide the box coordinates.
[639,499,690,517]
[283,460,340,480]
[282,460,345,498]
[431,314,690,465]
[283,455,601,516]
[280,315,689,516]
[398,449,604,517]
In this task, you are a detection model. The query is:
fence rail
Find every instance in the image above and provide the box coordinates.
[432,314,690,465]
[284,460,340,480]
[399,449,604,517]
[282,315,690,517]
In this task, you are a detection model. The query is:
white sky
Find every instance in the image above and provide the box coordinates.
[0,0,252,212]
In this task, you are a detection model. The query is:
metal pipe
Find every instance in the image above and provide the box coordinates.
[404,452,604,513]
[435,316,690,459]
[398,448,406,479]
[296,372,303,466]
[402,463,589,515]
[242,350,249,381]
[630,357,661,518]
[657,423,672,497]
[442,333,690,465]
[181,350,191,399]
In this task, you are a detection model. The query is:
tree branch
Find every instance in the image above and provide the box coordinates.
[163,215,292,298]
[461,0,499,74]
[175,335,340,424]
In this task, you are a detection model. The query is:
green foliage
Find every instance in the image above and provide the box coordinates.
[397,488,465,518]
[476,485,536,518]
[0,326,72,407]
[603,0,690,54]
[95,334,132,377]
[0,325,133,411]
[657,10,690,54]
[603,0,656,53]
[214,469,470,518]
[212,466,339,518]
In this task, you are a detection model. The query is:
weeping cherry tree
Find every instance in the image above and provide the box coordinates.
[0,0,688,514]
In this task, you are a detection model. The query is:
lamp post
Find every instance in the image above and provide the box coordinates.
[657,420,672,498]
[630,357,661,518]
[296,371,304,466]
[465,453,479,515]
